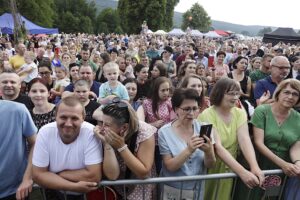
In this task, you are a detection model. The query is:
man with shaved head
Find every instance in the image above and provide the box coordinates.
[254,56,291,105]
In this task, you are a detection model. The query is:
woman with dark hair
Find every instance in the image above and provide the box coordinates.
[95,52,110,83]
[158,88,216,200]
[134,64,149,100]
[148,57,162,76]
[68,63,80,83]
[118,57,135,82]
[210,51,230,82]
[93,98,156,200]
[38,59,55,102]
[162,46,177,78]
[143,77,176,173]
[150,62,167,79]
[122,78,145,120]
[228,56,251,99]
[38,59,54,90]
[198,77,264,200]
[28,78,56,130]
[228,56,252,118]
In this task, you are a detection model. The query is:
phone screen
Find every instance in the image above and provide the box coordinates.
[208,56,214,67]
[199,124,212,142]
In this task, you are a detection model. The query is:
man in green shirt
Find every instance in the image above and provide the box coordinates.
[76,47,98,72]
[250,54,274,87]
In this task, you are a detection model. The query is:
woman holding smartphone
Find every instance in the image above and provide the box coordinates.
[158,88,216,200]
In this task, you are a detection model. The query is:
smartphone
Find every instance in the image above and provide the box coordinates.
[208,56,214,67]
[199,124,212,143]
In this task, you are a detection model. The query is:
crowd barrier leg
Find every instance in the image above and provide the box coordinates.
[278,175,287,200]
[214,179,221,200]
[179,182,183,200]
[230,178,237,200]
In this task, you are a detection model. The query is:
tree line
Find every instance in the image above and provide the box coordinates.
[0,0,212,34]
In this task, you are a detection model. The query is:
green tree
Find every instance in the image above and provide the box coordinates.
[118,0,167,34]
[257,27,272,36]
[163,0,179,31]
[181,3,211,32]
[241,30,250,36]
[53,0,97,33]
[0,0,55,28]
[95,8,121,34]
[18,0,55,27]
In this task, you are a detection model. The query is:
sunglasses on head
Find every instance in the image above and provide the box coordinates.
[107,97,128,108]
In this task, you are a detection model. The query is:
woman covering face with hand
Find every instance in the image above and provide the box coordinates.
[93,98,156,200]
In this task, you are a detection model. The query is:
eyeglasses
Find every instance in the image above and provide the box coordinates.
[226,91,240,96]
[39,71,51,76]
[282,90,299,98]
[178,106,199,113]
[272,65,290,70]
[107,97,128,108]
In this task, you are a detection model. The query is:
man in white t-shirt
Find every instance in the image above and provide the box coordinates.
[32,96,102,198]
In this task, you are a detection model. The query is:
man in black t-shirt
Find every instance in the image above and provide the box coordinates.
[0,70,34,110]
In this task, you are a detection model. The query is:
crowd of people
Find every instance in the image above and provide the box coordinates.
[1,32,300,200]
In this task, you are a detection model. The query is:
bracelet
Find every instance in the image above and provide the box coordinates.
[117,144,128,153]
[293,160,300,164]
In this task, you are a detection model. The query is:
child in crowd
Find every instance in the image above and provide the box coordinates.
[98,61,129,105]
[73,79,100,125]
[17,51,38,83]
[50,65,70,103]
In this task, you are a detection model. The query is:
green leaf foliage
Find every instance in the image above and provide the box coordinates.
[95,8,121,34]
[118,0,178,34]
[257,27,272,36]
[181,3,211,32]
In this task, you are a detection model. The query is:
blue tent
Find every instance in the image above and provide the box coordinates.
[0,13,58,34]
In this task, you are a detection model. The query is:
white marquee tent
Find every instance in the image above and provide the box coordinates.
[204,31,222,38]
[190,30,203,37]
[154,30,167,35]
[168,28,185,36]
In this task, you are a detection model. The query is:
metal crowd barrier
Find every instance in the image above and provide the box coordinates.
[32,169,285,200]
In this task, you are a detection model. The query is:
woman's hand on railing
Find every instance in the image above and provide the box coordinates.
[239,169,260,189]
[251,167,265,186]
[281,162,300,177]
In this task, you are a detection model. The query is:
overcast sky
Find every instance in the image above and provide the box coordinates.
[174,0,300,29]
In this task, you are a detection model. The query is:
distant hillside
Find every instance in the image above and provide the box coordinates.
[89,0,118,11]
[174,11,277,36]
[90,0,276,35]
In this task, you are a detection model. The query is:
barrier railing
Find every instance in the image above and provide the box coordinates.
[32,169,285,200]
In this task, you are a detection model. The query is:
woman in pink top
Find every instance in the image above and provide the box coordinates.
[210,51,230,82]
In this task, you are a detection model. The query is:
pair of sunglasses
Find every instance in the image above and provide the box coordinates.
[107,97,128,108]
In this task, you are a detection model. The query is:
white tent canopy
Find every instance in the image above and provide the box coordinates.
[168,28,186,36]
[190,29,203,37]
[204,31,222,38]
[154,30,167,35]
[147,29,153,34]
